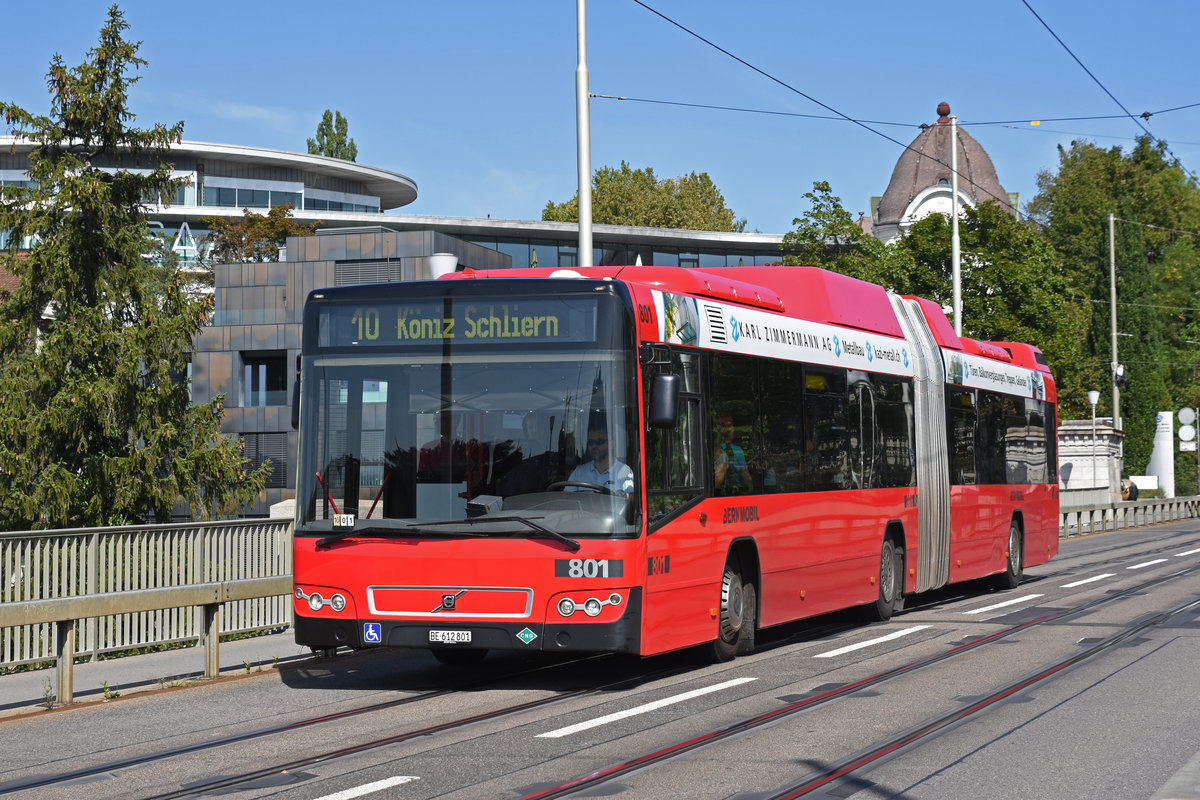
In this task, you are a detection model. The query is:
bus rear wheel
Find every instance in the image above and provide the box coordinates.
[705,561,756,662]
[991,519,1024,590]
[868,538,902,622]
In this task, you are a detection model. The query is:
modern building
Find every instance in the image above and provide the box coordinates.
[1,137,787,270]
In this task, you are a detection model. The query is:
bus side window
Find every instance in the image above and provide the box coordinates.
[875,377,915,488]
[644,349,703,525]
[709,353,757,497]
[804,368,849,491]
[949,389,976,485]
[759,361,804,493]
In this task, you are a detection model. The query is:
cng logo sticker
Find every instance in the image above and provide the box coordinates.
[516,627,538,645]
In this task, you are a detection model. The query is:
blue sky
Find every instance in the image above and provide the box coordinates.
[5,1,1198,234]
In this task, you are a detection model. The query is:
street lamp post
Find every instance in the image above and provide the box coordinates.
[1088,390,1101,499]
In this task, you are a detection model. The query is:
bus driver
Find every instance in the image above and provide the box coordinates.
[566,418,634,494]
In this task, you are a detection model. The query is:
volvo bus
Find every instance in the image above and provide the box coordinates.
[292,265,1058,663]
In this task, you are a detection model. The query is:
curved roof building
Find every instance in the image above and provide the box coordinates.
[0,136,783,272]
[871,103,1017,244]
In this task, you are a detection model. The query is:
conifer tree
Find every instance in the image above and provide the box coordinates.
[0,6,268,529]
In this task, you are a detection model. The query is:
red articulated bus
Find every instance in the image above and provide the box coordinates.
[292,265,1058,663]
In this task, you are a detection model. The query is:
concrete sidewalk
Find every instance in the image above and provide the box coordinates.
[0,630,315,718]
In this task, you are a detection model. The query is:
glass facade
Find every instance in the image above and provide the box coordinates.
[469,237,781,270]
[303,197,380,213]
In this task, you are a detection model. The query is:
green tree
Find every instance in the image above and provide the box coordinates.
[0,6,268,529]
[898,203,1090,417]
[543,161,747,232]
[782,181,1088,418]
[780,181,925,294]
[1030,136,1200,474]
[200,203,320,266]
[307,109,357,162]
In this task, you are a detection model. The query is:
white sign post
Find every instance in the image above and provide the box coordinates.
[1180,408,1198,495]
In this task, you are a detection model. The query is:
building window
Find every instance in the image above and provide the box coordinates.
[242,352,288,407]
[204,186,237,207]
[243,432,288,489]
[238,188,270,208]
[271,190,301,208]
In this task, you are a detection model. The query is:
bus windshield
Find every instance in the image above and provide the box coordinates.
[296,290,640,539]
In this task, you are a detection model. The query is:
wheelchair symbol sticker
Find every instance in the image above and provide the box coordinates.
[363,623,382,643]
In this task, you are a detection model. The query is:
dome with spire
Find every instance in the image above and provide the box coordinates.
[871,102,1016,244]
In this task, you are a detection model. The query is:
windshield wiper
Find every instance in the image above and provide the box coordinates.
[420,515,581,551]
[314,524,487,549]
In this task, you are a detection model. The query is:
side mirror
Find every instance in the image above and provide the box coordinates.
[649,374,680,429]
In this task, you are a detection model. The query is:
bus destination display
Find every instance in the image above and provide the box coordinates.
[319,298,598,347]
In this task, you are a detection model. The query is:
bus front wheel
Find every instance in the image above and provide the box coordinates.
[991,519,1024,590]
[705,562,756,662]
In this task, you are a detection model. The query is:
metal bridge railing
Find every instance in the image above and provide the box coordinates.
[0,519,293,703]
[1060,496,1200,537]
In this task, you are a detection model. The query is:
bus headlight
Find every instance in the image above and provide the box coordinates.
[296,587,347,613]
[556,592,623,618]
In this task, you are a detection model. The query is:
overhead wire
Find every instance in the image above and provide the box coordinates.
[619,0,1200,297]
[588,94,917,128]
[1019,0,1199,183]
[624,1,1199,215]
[626,0,1018,212]
[591,94,1200,131]
[619,0,1200,319]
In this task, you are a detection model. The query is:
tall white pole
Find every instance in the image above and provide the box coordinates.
[950,115,962,336]
[575,0,593,267]
[1109,213,1120,429]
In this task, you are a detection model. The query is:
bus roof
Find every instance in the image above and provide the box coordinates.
[457,264,908,339]
[451,265,1048,374]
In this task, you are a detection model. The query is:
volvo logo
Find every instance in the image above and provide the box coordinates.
[432,589,467,613]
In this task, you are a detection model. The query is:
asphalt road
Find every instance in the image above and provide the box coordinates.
[3,523,1200,800]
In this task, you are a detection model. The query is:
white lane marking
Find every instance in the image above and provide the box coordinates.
[964,594,1044,615]
[314,776,420,800]
[814,625,931,659]
[537,677,757,738]
[1176,548,1200,557]
[1062,573,1116,588]
[1128,559,1169,570]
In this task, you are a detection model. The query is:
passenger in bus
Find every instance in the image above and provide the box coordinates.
[496,412,556,495]
[714,413,752,494]
[566,420,634,493]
